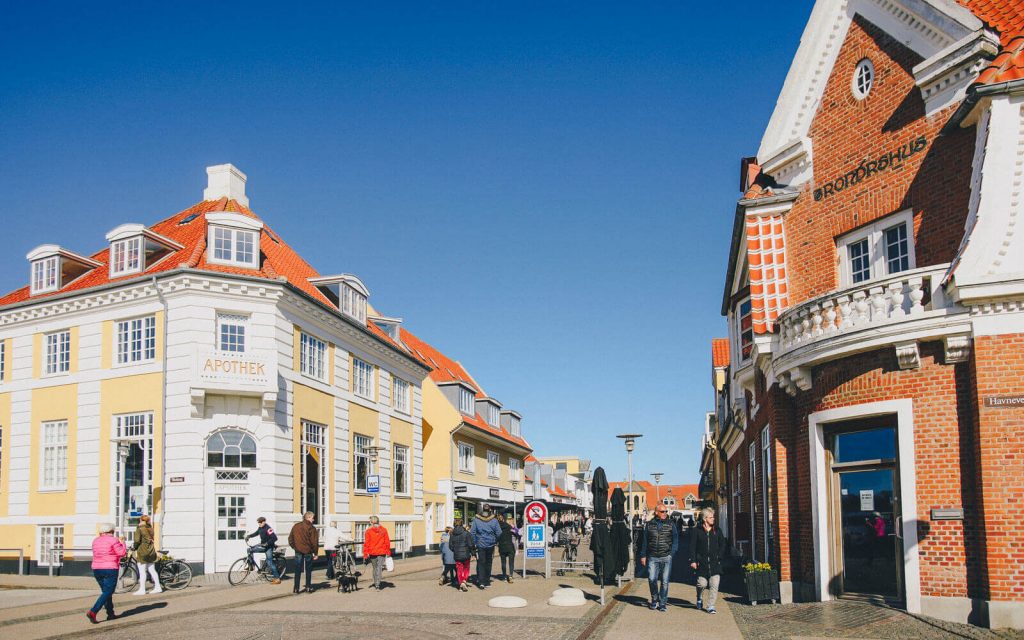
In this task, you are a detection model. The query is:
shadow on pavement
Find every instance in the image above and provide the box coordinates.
[118,602,168,618]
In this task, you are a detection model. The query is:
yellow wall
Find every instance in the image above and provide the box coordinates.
[348,402,380,516]
[0,391,10,516]
[29,385,78,516]
[536,457,582,475]
[421,380,461,500]
[99,373,164,516]
[292,382,335,517]
[389,415,415,516]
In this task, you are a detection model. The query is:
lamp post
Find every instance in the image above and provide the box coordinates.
[616,433,642,575]
[651,472,664,511]
[117,443,130,538]
[367,445,386,518]
[511,480,519,525]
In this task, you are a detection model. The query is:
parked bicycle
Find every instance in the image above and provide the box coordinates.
[331,541,361,592]
[228,543,288,585]
[117,547,193,593]
[555,533,580,576]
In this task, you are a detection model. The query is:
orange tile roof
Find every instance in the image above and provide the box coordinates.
[977,33,1024,84]
[399,327,532,451]
[959,1,1024,85]
[711,338,730,368]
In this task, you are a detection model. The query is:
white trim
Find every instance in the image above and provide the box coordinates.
[205,212,263,232]
[807,398,920,613]
[836,209,916,287]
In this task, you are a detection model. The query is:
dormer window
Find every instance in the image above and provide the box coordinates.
[27,245,102,296]
[111,237,142,276]
[459,386,476,415]
[369,315,402,341]
[309,274,369,324]
[501,410,522,438]
[105,224,183,278]
[206,212,263,270]
[476,398,502,427]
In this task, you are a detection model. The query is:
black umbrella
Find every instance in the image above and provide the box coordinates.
[592,466,609,519]
[609,487,630,577]
[589,467,612,599]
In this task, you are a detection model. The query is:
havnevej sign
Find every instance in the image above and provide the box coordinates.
[984,394,1024,408]
[814,135,928,201]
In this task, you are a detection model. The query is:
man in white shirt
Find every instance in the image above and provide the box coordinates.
[323,523,345,580]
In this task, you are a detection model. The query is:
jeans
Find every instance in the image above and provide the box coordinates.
[647,555,673,608]
[325,551,336,580]
[252,546,280,579]
[293,553,313,590]
[91,569,118,615]
[500,551,515,578]
[696,574,720,609]
[455,558,471,585]
[476,546,495,586]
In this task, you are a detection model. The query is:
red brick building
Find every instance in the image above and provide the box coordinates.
[717,1,1024,629]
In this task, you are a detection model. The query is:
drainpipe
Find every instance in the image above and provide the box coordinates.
[153,276,170,548]
[449,423,465,528]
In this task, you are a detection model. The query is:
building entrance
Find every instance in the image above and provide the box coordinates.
[829,423,902,601]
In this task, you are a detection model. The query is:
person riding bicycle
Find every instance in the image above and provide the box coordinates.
[245,516,282,584]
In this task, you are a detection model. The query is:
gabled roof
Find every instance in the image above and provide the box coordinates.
[399,327,532,451]
[712,338,730,368]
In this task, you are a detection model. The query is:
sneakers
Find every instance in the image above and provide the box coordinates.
[271,579,281,584]
[658,605,667,612]
[649,600,658,610]
[506,577,513,584]
[86,611,98,624]
[133,589,146,596]
[459,582,469,592]
[439,576,446,586]
[106,612,120,621]
[708,607,717,615]
[150,587,162,594]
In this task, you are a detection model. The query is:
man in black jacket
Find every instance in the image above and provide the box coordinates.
[688,507,727,614]
[639,505,678,612]
[245,516,282,584]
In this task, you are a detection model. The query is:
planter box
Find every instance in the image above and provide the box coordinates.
[744,569,781,605]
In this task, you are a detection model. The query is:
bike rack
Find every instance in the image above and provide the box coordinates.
[47,547,94,577]
[0,548,25,575]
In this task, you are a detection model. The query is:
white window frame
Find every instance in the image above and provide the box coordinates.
[392,377,410,413]
[44,330,71,375]
[486,403,499,426]
[509,415,521,438]
[110,236,142,277]
[852,58,875,100]
[209,226,259,269]
[114,412,155,532]
[458,387,475,415]
[395,522,411,552]
[434,502,446,532]
[509,457,520,482]
[341,284,367,324]
[735,298,752,364]
[217,313,248,353]
[487,450,499,479]
[1,340,5,383]
[353,433,372,492]
[300,420,328,526]
[40,420,68,491]
[0,424,4,487]
[116,315,156,365]
[761,425,773,561]
[354,522,369,548]
[352,357,374,400]
[31,256,59,295]
[836,209,915,287]
[300,332,327,382]
[393,444,410,496]
[38,525,65,567]
[458,442,474,473]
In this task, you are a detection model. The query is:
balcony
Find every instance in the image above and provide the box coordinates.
[773,264,972,394]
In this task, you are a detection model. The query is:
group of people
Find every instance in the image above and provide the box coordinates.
[438,505,521,591]
[639,506,727,614]
[86,515,163,624]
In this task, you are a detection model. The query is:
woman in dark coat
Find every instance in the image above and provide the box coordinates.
[448,519,474,591]
[496,514,520,584]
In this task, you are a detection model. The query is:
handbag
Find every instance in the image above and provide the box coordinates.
[384,556,394,572]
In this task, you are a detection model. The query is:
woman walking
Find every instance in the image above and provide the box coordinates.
[449,518,473,592]
[362,516,392,590]
[496,514,520,583]
[87,523,127,624]
[133,515,162,595]
[439,526,456,586]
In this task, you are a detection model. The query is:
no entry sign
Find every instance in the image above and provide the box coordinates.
[525,500,547,524]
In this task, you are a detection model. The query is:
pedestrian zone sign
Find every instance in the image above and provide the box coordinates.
[367,475,380,493]
[525,524,545,549]
[527,548,545,559]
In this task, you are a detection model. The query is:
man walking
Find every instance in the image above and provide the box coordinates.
[470,504,501,588]
[245,516,282,584]
[363,516,392,589]
[639,504,678,611]
[689,507,727,614]
[288,511,318,594]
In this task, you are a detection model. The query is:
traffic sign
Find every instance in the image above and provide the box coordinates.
[525,524,545,549]
[367,475,380,494]
[525,500,547,524]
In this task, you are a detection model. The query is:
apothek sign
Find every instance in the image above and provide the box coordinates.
[193,349,275,391]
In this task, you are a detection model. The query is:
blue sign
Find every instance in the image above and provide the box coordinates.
[367,475,380,494]
[527,548,545,558]
[527,525,543,543]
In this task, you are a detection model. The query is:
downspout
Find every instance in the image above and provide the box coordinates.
[153,276,170,548]
[449,423,465,526]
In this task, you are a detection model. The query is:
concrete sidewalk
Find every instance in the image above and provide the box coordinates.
[596,579,743,640]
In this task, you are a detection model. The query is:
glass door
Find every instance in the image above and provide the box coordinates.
[837,468,898,597]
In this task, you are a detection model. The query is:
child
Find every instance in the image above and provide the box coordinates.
[439,526,456,585]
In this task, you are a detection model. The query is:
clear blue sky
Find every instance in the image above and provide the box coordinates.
[0,1,813,486]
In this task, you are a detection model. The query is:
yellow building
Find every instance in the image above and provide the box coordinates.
[400,329,532,547]
[0,165,430,574]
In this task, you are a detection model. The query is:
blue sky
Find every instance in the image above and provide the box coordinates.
[0,1,813,485]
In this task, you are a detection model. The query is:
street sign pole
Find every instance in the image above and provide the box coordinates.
[523,500,548,580]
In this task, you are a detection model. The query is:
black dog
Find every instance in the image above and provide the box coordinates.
[337,571,361,593]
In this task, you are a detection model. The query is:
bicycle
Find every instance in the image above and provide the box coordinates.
[555,534,580,576]
[228,543,288,585]
[331,541,361,592]
[116,548,193,593]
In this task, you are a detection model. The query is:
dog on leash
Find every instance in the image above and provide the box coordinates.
[337,571,361,593]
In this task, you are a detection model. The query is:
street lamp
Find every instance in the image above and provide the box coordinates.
[616,434,642,520]
[511,480,519,525]
[651,472,664,510]
[366,445,386,518]
[117,443,131,538]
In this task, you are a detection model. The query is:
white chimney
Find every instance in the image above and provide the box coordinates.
[203,164,249,207]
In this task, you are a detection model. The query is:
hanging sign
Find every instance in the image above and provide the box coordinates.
[859,489,874,512]
[367,475,380,494]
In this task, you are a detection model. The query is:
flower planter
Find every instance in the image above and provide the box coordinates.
[744,569,781,605]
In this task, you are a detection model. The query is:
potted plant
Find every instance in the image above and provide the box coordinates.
[743,562,781,605]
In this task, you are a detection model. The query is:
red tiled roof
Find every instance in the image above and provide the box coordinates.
[711,338,730,368]
[524,454,538,463]
[958,1,1024,85]
[977,33,1024,84]
[399,327,532,451]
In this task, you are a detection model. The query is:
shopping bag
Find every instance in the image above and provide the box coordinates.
[385,555,394,572]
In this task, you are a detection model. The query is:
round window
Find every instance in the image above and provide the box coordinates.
[852,58,874,100]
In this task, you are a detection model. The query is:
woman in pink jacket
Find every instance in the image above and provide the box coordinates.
[87,523,127,624]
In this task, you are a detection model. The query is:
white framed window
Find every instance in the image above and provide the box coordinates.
[392,377,410,413]
[38,525,64,567]
[210,226,258,268]
[45,330,71,375]
[486,403,499,426]
[458,442,474,473]
[761,425,773,561]
[300,420,327,525]
[31,257,59,294]
[300,332,327,381]
[736,298,752,362]
[114,413,155,531]
[206,430,257,468]
[852,58,874,100]
[217,314,248,353]
[393,444,409,495]
[116,315,156,365]
[434,502,445,531]
[110,237,142,276]
[0,425,4,487]
[836,209,915,286]
[354,433,372,492]
[354,522,369,548]
[341,284,367,324]
[509,457,520,482]
[0,340,5,382]
[352,358,374,399]
[40,420,68,490]
[458,387,475,415]
[395,522,411,552]
[487,450,499,478]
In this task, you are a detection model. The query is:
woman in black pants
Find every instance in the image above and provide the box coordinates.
[496,514,520,583]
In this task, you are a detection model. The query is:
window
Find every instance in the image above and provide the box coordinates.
[354,523,369,549]
[301,420,327,525]
[1,340,5,382]
[393,444,409,495]
[206,430,257,468]
[217,314,247,353]
[395,522,411,552]
[509,458,520,482]
[458,442,474,473]
[38,525,64,567]
[341,284,367,324]
[300,332,327,381]
[737,299,752,362]
[31,257,59,294]
[354,434,372,492]
[508,415,521,438]
[114,413,154,531]
[393,377,410,413]
[434,502,445,531]
[116,316,156,364]
[458,387,475,415]
[45,330,70,375]
[40,420,68,490]
[487,451,499,478]
[485,403,499,426]
[761,425,773,561]
[210,226,258,268]
[852,58,874,100]
[836,210,915,286]
[110,237,142,276]
[352,358,374,399]
[0,425,4,487]
[749,441,757,562]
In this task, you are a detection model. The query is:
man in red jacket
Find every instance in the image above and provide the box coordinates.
[363,516,392,589]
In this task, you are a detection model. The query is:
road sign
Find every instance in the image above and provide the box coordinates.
[453,485,467,494]
[526,548,545,558]
[525,524,545,549]
[367,475,380,494]
[525,500,547,524]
